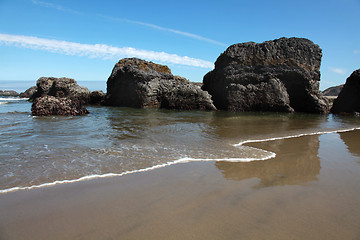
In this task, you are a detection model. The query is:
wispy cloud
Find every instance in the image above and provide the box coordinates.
[329,67,347,75]
[98,15,227,47]
[0,33,214,68]
[354,50,359,54]
[31,0,81,14]
[30,0,226,47]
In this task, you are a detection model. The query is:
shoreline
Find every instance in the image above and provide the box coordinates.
[1,130,360,239]
[1,126,359,195]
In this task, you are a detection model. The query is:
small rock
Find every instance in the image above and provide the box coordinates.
[0,90,19,97]
[31,77,91,104]
[20,86,37,99]
[30,77,92,116]
[89,90,106,105]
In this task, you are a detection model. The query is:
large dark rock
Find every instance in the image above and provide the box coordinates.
[202,37,329,113]
[0,90,19,97]
[31,96,89,116]
[106,58,216,110]
[331,69,360,115]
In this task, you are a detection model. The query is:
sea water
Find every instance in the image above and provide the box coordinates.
[0,80,106,93]
[1,93,360,193]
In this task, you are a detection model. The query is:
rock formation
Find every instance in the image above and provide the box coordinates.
[20,86,37,98]
[89,90,106,105]
[31,96,89,116]
[331,69,360,115]
[323,84,344,96]
[0,90,19,97]
[31,77,91,103]
[202,37,329,113]
[31,77,91,116]
[105,58,216,110]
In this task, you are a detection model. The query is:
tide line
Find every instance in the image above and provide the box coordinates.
[234,127,360,147]
[0,155,275,194]
[1,127,359,195]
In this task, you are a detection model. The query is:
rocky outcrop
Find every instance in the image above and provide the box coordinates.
[0,90,19,97]
[31,96,89,116]
[31,77,91,103]
[323,84,344,96]
[105,58,216,110]
[31,77,91,116]
[202,37,329,113]
[20,86,37,98]
[331,69,360,115]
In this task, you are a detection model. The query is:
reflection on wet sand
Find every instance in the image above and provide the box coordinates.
[216,134,320,188]
[339,129,360,157]
[207,112,328,140]
[1,130,360,240]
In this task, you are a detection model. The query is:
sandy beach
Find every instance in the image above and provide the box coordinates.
[1,130,360,240]
[1,0,360,238]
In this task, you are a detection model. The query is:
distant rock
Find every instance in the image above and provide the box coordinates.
[202,37,329,113]
[0,90,19,97]
[323,84,344,96]
[331,69,360,115]
[106,58,216,110]
[31,96,89,116]
[20,86,37,98]
[89,90,106,105]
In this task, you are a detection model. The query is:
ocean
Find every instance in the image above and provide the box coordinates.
[1,81,360,239]
[0,80,107,93]
[1,93,360,193]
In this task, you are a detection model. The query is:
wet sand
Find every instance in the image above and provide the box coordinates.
[1,130,360,240]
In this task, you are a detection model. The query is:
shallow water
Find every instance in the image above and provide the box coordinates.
[1,128,360,240]
[1,99,360,193]
[1,98,360,239]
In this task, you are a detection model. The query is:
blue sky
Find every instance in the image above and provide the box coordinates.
[0,0,359,90]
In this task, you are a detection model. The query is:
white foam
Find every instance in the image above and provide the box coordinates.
[0,97,28,101]
[234,127,360,147]
[1,127,359,195]
[0,155,276,194]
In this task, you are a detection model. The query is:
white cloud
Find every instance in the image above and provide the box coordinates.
[329,67,347,75]
[127,20,228,47]
[30,0,226,47]
[31,0,81,14]
[98,15,227,47]
[354,50,359,54]
[0,33,214,69]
